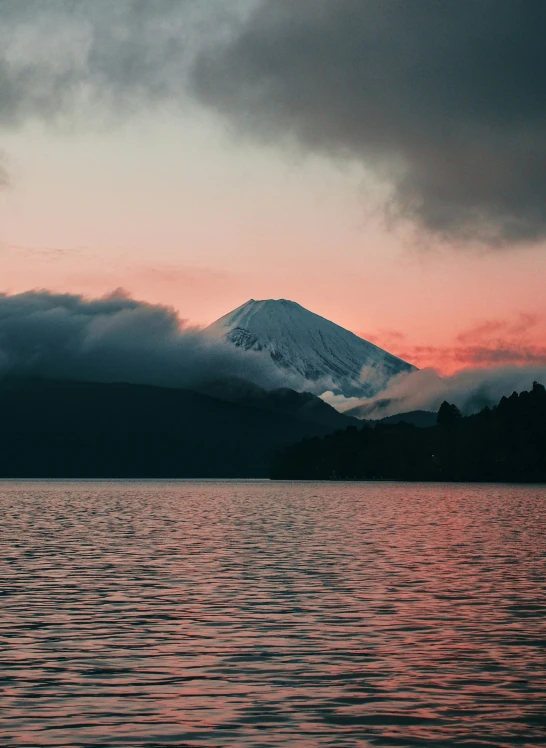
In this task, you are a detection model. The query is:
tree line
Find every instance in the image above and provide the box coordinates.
[271,382,546,482]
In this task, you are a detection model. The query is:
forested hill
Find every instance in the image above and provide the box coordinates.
[0,377,343,478]
[271,382,546,483]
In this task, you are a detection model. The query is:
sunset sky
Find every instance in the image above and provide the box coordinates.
[1,1,545,375]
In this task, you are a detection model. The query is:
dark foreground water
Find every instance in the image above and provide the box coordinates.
[1,481,545,747]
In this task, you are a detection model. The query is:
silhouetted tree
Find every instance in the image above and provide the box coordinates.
[436,401,462,427]
[271,383,546,483]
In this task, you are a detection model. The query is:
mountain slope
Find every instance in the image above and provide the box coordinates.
[0,377,343,478]
[375,410,438,428]
[194,376,360,430]
[207,298,414,397]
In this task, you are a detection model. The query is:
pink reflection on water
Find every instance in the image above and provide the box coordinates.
[0,480,545,746]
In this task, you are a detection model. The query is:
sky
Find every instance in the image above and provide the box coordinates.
[1,0,546,376]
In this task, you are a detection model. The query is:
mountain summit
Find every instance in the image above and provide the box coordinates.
[207,299,414,397]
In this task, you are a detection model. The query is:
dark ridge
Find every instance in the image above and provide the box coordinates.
[375,410,438,428]
[0,377,344,479]
[194,376,360,431]
[271,382,546,483]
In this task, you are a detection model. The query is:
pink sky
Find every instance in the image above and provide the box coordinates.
[0,2,545,383]
[1,116,545,375]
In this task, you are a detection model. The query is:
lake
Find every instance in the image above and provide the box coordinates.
[1,480,545,746]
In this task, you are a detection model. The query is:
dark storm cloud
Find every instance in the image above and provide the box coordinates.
[191,0,546,246]
[0,289,299,390]
[0,0,254,187]
[2,1,545,246]
[0,0,251,127]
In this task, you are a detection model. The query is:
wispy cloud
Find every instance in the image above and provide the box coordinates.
[348,365,546,420]
[358,329,407,347]
[395,313,545,372]
[359,313,545,374]
[5,244,88,262]
[455,314,540,344]
[397,344,546,372]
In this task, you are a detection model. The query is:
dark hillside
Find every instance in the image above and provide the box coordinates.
[0,377,338,478]
[194,376,359,430]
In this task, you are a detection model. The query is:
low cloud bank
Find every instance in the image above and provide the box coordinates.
[335,366,546,420]
[0,289,303,391]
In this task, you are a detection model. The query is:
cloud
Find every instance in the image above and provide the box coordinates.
[1,290,543,419]
[320,390,362,413]
[3,2,545,247]
[398,344,546,371]
[344,365,546,420]
[340,314,546,417]
[358,329,406,347]
[357,314,546,374]
[0,0,253,128]
[455,314,539,344]
[191,0,546,247]
[395,313,546,372]
[5,243,87,262]
[0,288,303,390]
[0,1,254,191]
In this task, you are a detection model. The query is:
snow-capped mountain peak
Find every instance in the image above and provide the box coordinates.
[207,298,414,397]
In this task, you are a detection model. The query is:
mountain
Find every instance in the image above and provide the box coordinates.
[375,410,438,428]
[207,298,414,398]
[194,376,360,430]
[0,377,345,478]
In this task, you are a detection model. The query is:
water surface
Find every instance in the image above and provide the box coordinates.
[1,480,545,746]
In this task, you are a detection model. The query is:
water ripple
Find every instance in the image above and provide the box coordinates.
[1,480,545,746]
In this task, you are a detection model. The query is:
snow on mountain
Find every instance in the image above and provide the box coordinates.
[206,299,415,397]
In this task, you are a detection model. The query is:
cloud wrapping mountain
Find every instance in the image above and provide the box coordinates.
[0,289,299,390]
[0,290,543,419]
[207,298,414,397]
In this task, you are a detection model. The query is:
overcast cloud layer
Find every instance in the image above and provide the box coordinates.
[0,0,251,127]
[0,289,300,390]
[193,0,546,246]
[1,1,545,246]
